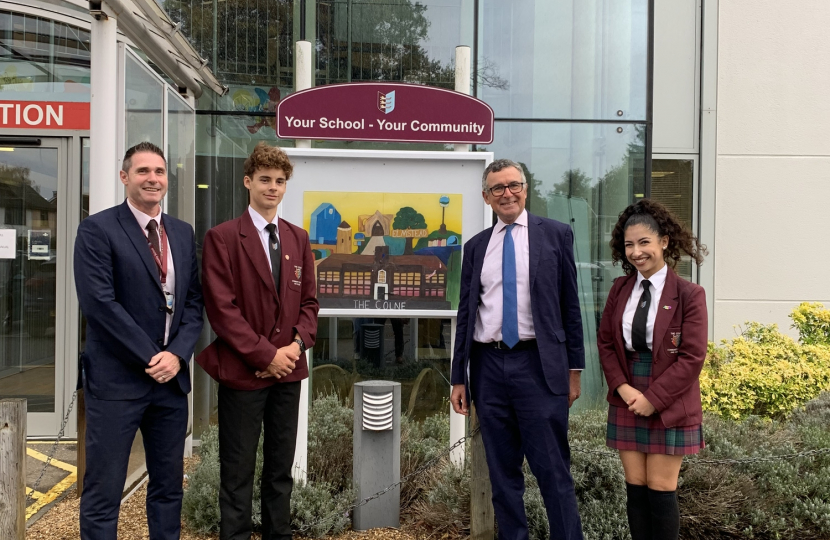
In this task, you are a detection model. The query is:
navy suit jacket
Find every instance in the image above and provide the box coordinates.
[74,201,204,400]
[451,212,584,400]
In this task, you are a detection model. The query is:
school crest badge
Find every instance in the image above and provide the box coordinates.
[294,266,302,280]
[670,332,682,348]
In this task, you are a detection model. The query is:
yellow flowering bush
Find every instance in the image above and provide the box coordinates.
[701,303,830,420]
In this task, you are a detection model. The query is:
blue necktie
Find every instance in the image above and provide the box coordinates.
[502,223,519,348]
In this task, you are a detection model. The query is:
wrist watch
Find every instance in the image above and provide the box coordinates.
[294,337,306,353]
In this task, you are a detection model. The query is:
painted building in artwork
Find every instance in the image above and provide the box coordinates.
[335,221,352,254]
[310,203,341,244]
[316,246,449,309]
[358,210,393,236]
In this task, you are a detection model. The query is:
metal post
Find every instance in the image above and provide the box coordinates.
[454,46,472,152]
[0,399,26,540]
[89,7,120,215]
[295,40,313,149]
[449,317,465,466]
[353,381,401,530]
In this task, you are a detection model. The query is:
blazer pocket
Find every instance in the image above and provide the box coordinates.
[553,328,567,343]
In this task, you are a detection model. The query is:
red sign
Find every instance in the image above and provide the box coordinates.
[276,83,494,144]
[0,101,90,130]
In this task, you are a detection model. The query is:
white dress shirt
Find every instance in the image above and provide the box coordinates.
[127,199,175,345]
[622,263,668,351]
[474,210,534,343]
[248,205,280,270]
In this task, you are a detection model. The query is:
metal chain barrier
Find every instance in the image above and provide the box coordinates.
[25,388,79,507]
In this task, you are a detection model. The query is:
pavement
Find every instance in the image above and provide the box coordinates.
[25,440,78,523]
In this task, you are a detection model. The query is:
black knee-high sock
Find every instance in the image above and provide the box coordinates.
[648,488,679,540]
[626,483,652,540]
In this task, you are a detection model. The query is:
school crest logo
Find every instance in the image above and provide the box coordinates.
[377,91,396,114]
[294,266,302,280]
[670,332,682,348]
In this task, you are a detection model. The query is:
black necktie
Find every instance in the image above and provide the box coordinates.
[146,220,161,255]
[265,223,281,292]
[631,279,652,352]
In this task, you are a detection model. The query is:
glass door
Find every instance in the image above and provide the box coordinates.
[0,137,69,435]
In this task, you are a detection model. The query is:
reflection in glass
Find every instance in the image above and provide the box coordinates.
[311,317,450,421]
[316,0,465,87]
[125,53,164,148]
[481,121,645,406]
[0,10,91,101]
[651,159,694,280]
[0,147,59,412]
[166,89,196,220]
[479,0,648,121]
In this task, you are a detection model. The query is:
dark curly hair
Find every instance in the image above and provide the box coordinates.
[243,142,294,179]
[610,199,708,276]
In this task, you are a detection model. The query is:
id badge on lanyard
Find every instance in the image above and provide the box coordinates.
[148,221,174,315]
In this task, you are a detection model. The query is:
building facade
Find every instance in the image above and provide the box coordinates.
[1,0,827,441]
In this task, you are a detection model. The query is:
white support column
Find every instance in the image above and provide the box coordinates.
[89,9,120,215]
[293,350,310,483]
[449,316,465,466]
[450,45,471,464]
[294,41,313,150]
[454,46,472,153]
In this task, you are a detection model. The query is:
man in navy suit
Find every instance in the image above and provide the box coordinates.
[74,142,203,539]
[450,159,585,540]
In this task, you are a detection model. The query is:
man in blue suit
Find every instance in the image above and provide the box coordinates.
[74,142,204,539]
[450,159,585,540]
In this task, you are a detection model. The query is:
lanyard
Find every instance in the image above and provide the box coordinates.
[147,221,168,284]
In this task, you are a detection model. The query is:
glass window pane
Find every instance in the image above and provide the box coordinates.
[0,10,90,101]
[479,0,648,121]
[316,0,470,88]
[0,146,59,413]
[482,121,645,404]
[311,317,450,421]
[166,89,195,220]
[125,52,164,148]
[651,158,694,280]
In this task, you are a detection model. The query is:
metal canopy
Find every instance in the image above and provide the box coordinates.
[89,0,226,98]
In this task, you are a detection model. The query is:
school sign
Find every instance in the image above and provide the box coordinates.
[276,83,494,145]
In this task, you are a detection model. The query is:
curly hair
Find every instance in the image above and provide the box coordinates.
[609,198,708,276]
[243,142,294,179]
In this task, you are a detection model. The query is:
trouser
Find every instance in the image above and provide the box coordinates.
[218,381,301,540]
[471,343,584,540]
[80,382,187,540]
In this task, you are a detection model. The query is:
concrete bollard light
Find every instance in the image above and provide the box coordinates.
[352,380,401,530]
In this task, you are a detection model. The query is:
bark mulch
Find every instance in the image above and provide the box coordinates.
[26,459,426,540]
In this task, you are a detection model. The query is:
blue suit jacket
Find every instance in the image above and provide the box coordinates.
[450,212,584,399]
[74,201,204,400]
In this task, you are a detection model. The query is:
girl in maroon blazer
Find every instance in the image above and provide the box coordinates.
[598,199,708,540]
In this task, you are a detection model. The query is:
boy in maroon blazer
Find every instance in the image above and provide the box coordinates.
[197,142,318,540]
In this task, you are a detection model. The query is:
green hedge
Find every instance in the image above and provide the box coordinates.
[701,303,830,420]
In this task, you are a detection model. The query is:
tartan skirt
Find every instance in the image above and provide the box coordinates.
[606,351,704,455]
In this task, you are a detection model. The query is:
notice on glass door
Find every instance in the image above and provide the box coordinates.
[0,229,15,259]
[28,230,51,260]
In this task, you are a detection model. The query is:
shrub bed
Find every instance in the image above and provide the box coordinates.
[701,303,830,420]
[184,392,830,540]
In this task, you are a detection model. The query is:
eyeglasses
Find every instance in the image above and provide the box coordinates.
[486,182,526,197]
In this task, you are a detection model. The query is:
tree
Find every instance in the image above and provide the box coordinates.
[392,206,427,255]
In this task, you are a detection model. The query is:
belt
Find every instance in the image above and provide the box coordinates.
[476,339,538,351]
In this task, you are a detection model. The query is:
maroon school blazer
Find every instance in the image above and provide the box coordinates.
[597,268,708,428]
[196,211,319,391]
